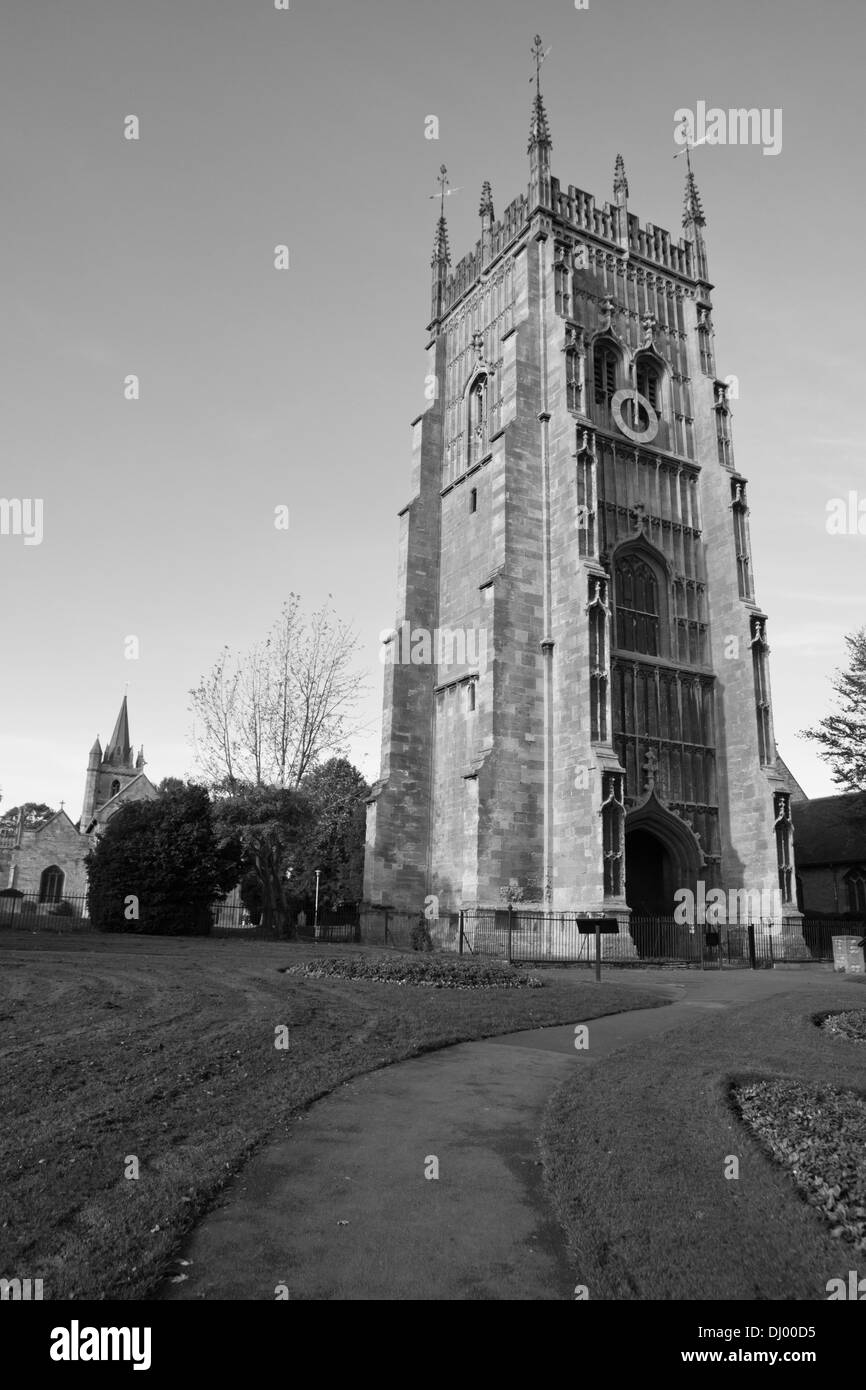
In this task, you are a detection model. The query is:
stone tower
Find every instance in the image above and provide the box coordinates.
[80,696,146,829]
[364,42,798,936]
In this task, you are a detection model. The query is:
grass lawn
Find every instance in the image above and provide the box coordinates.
[0,931,665,1301]
[541,974,866,1301]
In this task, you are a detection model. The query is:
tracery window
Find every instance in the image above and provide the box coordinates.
[614,554,661,657]
[845,868,866,915]
[467,374,488,466]
[39,864,64,904]
[593,343,618,408]
[635,358,661,412]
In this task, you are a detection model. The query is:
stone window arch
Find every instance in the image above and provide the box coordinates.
[845,867,866,915]
[593,340,620,408]
[635,352,663,413]
[613,549,668,658]
[110,779,121,798]
[39,865,64,904]
[466,372,488,467]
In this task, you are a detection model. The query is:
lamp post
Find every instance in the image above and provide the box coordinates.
[314,870,321,928]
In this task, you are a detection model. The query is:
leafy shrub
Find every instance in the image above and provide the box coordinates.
[821,1008,866,1043]
[410,921,434,952]
[286,954,543,990]
[48,900,75,917]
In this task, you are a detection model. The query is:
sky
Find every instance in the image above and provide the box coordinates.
[0,0,863,814]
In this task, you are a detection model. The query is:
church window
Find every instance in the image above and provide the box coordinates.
[593,343,618,408]
[110,779,121,797]
[615,554,661,657]
[467,374,488,467]
[600,772,625,898]
[470,487,477,514]
[845,868,866,915]
[750,617,772,764]
[636,359,661,412]
[39,864,64,904]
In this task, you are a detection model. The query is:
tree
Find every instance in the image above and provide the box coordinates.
[800,628,866,792]
[214,786,308,938]
[189,595,366,791]
[294,759,369,907]
[0,802,56,827]
[87,784,235,935]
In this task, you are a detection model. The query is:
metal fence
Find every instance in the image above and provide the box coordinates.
[0,892,92,932]
[2,888,860,969]
[455,908,861,969]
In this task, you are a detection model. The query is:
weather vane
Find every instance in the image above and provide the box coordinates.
[673,116,707,176]
[429,164,461,218]
[530,34,551,92]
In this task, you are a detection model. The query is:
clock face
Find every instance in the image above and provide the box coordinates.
[611,388,659,443]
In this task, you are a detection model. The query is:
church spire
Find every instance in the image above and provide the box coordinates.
[105,695,133,767]
[527,35,552,210]
[430,163,452,324]
[613,152,629,199]
[681,147,709,281]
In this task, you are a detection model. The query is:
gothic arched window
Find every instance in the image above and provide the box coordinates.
[635,357,661,412]
[593,343,618,408]
[845,868,866,915]
[110,779,121,798]
[39,864,64,904]
[615,554,662,656]
[467,374,487,466]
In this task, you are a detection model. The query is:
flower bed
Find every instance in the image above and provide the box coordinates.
[820,1008,866,1043]
[285,954,543,989]
[732,1078,866,1252]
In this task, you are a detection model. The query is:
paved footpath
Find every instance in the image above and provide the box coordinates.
[160,966,827,1302]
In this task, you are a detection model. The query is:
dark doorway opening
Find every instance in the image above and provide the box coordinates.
[625,828,674,916]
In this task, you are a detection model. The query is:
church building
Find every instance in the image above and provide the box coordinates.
[364,40,800,939]
[0,697,158,904]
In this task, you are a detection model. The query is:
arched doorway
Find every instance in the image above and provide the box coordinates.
[625,828,675,915]
[39,865,64,904]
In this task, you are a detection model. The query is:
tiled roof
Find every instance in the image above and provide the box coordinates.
[792,792,866,866]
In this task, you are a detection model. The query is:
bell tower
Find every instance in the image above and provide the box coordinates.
[80,696,146,829]
[364,38,800,943]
